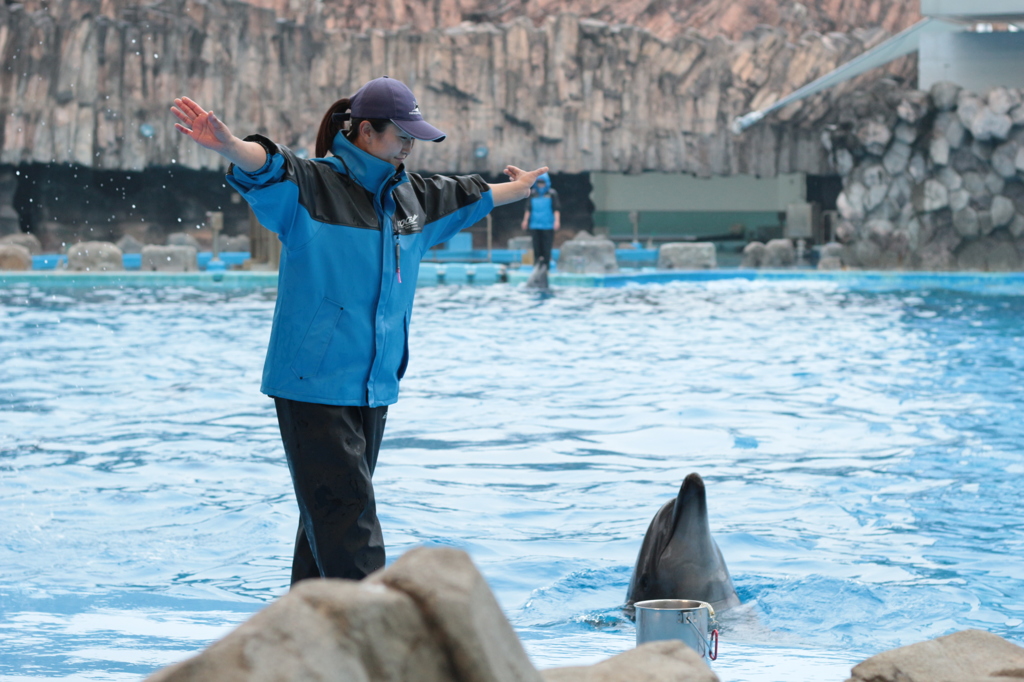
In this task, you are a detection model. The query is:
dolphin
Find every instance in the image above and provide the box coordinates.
[525,261,549,290]
[626,473,740,613]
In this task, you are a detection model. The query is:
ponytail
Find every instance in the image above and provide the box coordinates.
[316,98,351,158]
[315,97,392,158]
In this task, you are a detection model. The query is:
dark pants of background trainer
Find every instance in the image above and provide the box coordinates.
[531,229,555,267]
[274,397,389,585]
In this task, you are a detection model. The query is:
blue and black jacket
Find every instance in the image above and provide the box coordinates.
[226,131,493,407]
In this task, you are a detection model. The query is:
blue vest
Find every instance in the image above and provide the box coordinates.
[529,194,556,230]
[227,132,493,407]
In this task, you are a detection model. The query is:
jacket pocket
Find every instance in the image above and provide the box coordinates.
[397,312,410,379]
[291,297,344,380]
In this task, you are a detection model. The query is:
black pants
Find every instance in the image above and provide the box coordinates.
[531,229,555,267]
[274,397,388,585]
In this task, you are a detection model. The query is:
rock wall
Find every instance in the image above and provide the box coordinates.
[0,0,915,176]
[829,82,1024,271]
[238,0,921,44]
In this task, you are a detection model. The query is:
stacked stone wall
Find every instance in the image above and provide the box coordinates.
[831,82,1024,271]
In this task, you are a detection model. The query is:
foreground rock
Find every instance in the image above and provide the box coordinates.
[845,629,1024,682]
[66,241,123,271]
[658,243,717,269]
[0,243,32,270]
[0,233,43,255]
[557,232,618,274]
[144,547,719,682]
[141,245,199,272]
[543,641,719,682]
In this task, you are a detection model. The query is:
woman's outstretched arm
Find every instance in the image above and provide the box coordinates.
[171,97,267,173]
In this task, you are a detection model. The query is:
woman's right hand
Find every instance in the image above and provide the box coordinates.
[171,97,236,153]
[171,97,268,172]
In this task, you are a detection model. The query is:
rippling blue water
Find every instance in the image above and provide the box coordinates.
[2,281,1023,681]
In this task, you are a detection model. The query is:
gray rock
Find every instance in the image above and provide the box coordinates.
[992,195,1016,227]
[987,86,1019,116]
[820,242,844,259]
[834,148,855,175]
[908,152,928,183]
[507,236,533,251]
[953,207,980,238]
[116,234,144,254]
[838,183,867,221]
[904,216,923,250]
[740,241,765,267]
[887,175,913,205]
[658,242,716,270]
[67,241,124,271]
[145,576,457,682]
[835,221,858,243]
[219,234,251,252]
[0,232,42,255]
[1011,103,1024,127]
[817,256,842,270]
[851,239,882,268]
[865,183,889,211]
[956,233,1022,272]
[937,167,963,190]
[860,164,888,188]
[556,232,618,274]
[866,219,895,244]
[367,547,544,682]
[1016,146,1024,174]
[167,231,202,250]
[867,199,899,222]
[972,139,994,161]
[971,108,1013,141]
[929,135,950,166]
[141,245,199,272]
[542,641,719,682]
[856,120,892,156]
[896,90,930,124]
[912,179,949,212]
[951,147,986,174]
[1010,213,1024,237]
[949,188,971,212]
[978,209,995,236]
[882,142,912,175]
[991,142,1020,178]
[956,93,984,129]
[893,122,919,145]
[763,238,795,267]
[986,171,1006,196]
[962,172,989,200]
[0,243,32,270]
[934,111,965,149]
[930,81,961,111]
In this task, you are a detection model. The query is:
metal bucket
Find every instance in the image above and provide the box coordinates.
[634,599,719,660]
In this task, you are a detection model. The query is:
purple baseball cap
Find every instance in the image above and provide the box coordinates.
[350,76,446,142]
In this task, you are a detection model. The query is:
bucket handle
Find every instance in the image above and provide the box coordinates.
[676,602,719,661]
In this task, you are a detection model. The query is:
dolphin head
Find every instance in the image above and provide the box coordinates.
[626,473,740,613]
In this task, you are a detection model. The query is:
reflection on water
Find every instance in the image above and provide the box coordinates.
[2,281,1023,681]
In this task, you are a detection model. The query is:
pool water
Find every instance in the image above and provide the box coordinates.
[1,281,1022,681]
